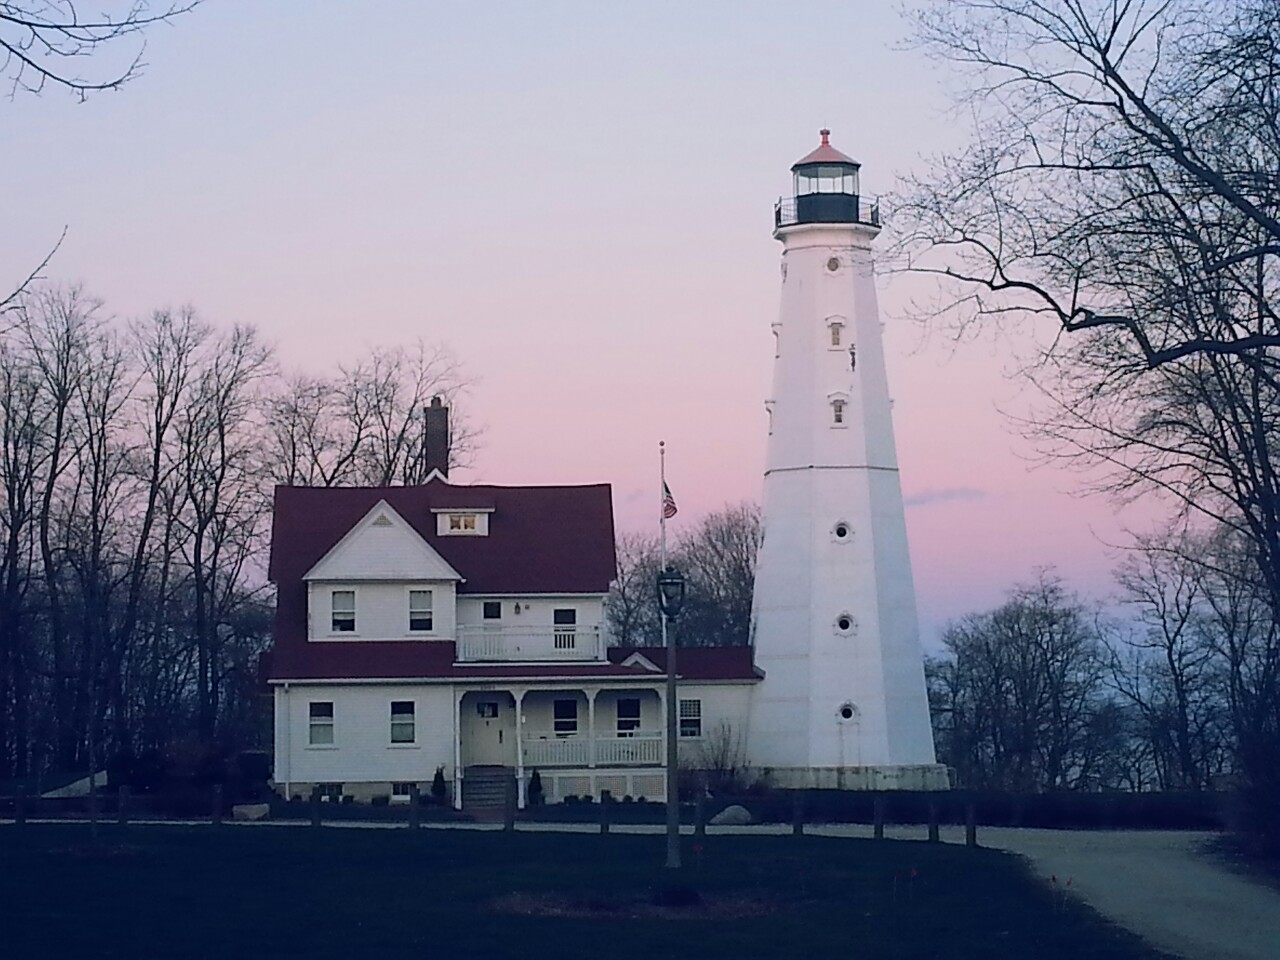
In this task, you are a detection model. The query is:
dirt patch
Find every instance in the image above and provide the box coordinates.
[491,891,779,920]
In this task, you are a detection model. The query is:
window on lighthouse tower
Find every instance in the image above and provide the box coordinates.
[832,399,846,425]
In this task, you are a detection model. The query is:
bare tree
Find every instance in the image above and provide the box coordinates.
[1,1,198,98]
[605,531,663,647]
[898,0,1280,822]
[1110,528,1230,789]
[679,503,761,648]
[268,342,477,487]
[175,324,271,739]
[928,573,1115,791]
[606,504,762,649]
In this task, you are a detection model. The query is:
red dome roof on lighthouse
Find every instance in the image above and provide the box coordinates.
[792,129,859,168]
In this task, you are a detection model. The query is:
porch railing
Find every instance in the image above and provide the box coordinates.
[455,625,604,662]
[522,734,662,768]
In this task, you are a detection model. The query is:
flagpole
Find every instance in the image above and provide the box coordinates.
[660,441,680,869]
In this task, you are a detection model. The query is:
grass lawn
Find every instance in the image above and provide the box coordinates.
[0,824,1171,960]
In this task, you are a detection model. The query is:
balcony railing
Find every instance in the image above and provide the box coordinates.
[455,624,604,662]
[775,195,880,229]
[522,734,663,768]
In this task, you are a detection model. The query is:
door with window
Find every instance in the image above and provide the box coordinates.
[461,691,516,767]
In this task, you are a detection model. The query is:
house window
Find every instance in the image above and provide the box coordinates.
[483,601,502,620]
[553,698,578,737]
[449,513,477,532]
[331,590,355,633]
[390,701,415,744]
[391,782,414,804]
[309,702,334,745]
[553,608,577,650]
[408,590,433,632]
[317,782,343,802]
[831,399,846,425]
[616,698,641,737]
[679,699,702,738]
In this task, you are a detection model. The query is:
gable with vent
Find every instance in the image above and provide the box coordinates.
[304,500,462,582]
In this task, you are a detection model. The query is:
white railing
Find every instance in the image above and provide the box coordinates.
[521,734,663,768]
[455,625,604,662]
[595,735,663,766]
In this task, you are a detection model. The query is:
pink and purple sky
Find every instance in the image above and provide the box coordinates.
[2,1,1160,646]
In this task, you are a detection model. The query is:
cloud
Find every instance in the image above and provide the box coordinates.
[903,487,990,509]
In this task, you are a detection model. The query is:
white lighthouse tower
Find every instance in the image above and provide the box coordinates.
[746,131,947,790]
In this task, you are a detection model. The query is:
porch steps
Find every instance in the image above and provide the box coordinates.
[462,765,515,819]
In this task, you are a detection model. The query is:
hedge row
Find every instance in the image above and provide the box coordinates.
[722,789,1224,830]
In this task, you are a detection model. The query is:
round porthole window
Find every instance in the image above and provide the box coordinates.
[838,702,857,722]
[834,613,858,637]
[833,521,851,541]
[827,256,841,272]
[837,615,852,631]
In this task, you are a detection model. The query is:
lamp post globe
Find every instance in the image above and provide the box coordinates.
[657,565,687,619]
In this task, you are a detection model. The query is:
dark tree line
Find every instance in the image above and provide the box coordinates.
[929,533,1276,811]
[0,285,471,784]
[606,502,760,649]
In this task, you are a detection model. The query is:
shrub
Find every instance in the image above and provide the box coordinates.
[370,795,390,807]
[431,766,448,804]
[528,769,544,807]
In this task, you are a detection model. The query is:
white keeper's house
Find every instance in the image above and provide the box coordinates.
[264,473,759,811]
[266,130,948,810]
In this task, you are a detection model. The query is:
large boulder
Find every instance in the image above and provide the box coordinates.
[709,803,752,826]
[232,803,270,822]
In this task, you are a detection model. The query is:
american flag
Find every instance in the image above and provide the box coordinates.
[661,481,678,519]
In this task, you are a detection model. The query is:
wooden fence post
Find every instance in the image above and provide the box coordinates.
[599,790,611,835]
[310,786,322,828]
[927,801,939,843]
[407,784,421,829]
[117,786,130,826]
[873,797,885,840]
[503,777,516,832]
[14,789,27,826]
[792,791,805,836]
[694,791,706,838]
[211,784,223,826]
[965,802,978,847]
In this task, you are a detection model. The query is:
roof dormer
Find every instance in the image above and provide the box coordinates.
[432,507,495,537]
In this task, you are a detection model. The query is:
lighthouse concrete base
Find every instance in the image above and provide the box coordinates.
[750,764,951,792]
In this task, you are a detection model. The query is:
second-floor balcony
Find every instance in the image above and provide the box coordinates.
[455,624,605,663]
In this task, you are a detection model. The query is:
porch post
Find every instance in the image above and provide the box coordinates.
[514,688,526,809]
[453,687,464,811]
[587,688,597,769]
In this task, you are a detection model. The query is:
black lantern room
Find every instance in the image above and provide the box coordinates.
[775,129,879,228]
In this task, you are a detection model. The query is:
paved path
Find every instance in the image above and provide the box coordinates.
[807,825,1280,960]
[10,818,1279,959]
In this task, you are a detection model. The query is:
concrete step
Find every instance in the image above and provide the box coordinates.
[462,766,515,812]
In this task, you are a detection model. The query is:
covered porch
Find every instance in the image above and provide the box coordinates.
[454,683,667,809]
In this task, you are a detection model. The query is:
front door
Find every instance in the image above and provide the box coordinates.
[462,692,515,766]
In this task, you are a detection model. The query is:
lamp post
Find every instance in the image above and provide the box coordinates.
[657,564,687,869]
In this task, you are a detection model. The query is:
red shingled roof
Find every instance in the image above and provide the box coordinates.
[268,481,616,594]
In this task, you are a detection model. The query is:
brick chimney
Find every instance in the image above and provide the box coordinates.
[424,396,450,479]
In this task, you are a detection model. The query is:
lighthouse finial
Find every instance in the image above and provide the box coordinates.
[820,128,830,146]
